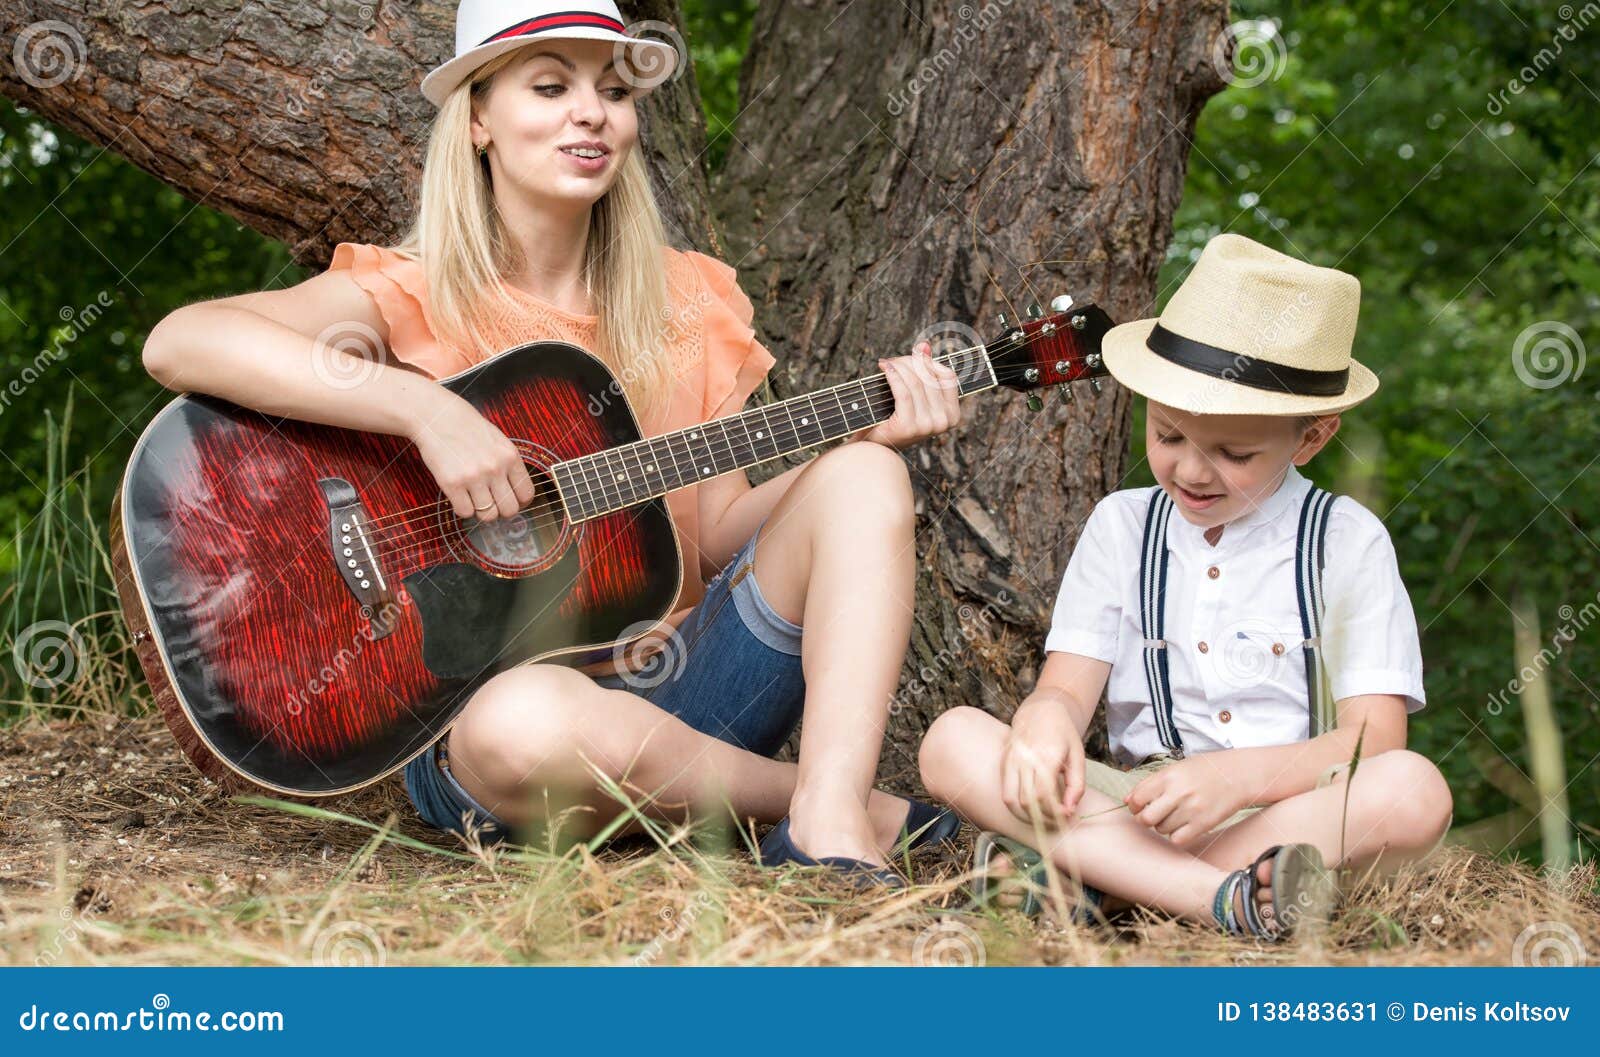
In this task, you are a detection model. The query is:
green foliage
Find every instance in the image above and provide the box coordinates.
[681,0,759,172]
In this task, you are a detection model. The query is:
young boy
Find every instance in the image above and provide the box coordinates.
[919,234,1453,939]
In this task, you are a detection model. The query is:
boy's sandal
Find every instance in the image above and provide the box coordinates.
[895,798,962,854]
[970,831,1106,925]
[758,817,905,889]
[1213,843,1336,940]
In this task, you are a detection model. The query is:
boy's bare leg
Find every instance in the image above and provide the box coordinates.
[1187,748,1453,876]
[921,707,1235,923]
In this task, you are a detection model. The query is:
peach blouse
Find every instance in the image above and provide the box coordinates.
[327,242,776,636]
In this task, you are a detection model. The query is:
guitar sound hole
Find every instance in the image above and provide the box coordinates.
[459,468,569,575]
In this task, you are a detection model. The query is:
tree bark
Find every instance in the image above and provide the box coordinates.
[0,0,717,262]
[2,0,1227,788]
[713,0,1228,782]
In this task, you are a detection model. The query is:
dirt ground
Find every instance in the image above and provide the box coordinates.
[2,714,1596,966]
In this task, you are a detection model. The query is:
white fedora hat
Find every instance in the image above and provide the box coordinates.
[420,0,681,107]
[1101,234,1379,416]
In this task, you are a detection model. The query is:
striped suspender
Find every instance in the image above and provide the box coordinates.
[1295,486,1339,737]
[1138,490,1183,756]
[1137,485,1338,754]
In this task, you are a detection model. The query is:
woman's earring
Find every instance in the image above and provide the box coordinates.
[477,142,488,158]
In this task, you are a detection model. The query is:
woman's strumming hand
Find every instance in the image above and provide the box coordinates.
[407,385,537,521]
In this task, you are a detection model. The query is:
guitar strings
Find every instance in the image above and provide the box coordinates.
[360,347,1078,558]
[352,332,1086,557]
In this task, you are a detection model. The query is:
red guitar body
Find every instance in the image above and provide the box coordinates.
[113,342,682,796]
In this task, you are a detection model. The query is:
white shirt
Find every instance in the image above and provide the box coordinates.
[1045,465,1426,767]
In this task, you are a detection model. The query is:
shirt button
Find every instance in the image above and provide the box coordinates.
[1197,640,1209,653]
[1207,565,1220,579]
[1271,642,1286,656]
[1219,709,1233,723]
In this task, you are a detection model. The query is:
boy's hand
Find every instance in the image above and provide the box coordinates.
[1125,754,1249,846]
[999,693,1086,826]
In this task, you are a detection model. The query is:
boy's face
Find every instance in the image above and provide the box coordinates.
[1145,400,1340,528]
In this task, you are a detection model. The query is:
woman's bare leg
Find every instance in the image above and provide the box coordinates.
[740,441,917,866]
[444,665,915,847]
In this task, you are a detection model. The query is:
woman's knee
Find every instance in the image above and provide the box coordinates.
[919,705,1000,804]
[806,441,914,525]
[449,665,617,793]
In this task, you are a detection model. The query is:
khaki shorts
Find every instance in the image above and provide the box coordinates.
[1084,753,1350,831]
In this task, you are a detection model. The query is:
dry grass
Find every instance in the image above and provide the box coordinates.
[2,714,1596,967]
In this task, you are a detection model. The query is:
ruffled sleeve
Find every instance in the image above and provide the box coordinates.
[327,243,469,380]
[680,250,776,419]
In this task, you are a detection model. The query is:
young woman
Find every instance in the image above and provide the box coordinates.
[140,1,960,880]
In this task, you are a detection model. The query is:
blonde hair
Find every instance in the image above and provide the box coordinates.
[390,49,672,419]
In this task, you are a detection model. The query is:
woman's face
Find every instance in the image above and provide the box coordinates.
[471,39,639,208]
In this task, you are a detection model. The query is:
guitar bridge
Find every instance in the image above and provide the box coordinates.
[319,477,398,639]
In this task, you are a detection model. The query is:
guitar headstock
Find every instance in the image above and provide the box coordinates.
[986,295,1116,409]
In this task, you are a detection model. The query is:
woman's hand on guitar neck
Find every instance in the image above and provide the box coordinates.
[407,387,537,522]
[854,341,963,449]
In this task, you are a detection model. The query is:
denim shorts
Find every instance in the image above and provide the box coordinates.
[402,522,806,842]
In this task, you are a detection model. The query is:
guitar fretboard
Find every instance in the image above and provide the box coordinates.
[550,346,995,521]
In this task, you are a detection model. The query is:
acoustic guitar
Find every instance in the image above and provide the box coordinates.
[112,297,1113,795]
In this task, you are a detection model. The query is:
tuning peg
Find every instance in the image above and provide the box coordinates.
[997,312,1010,332]
[1025,302,1043,320]
[1089,377,1103,395]
[1059,383,1075,404]
[1026,393,1043,412]
[1049,294,1074,313]
[1070,314,1087,330]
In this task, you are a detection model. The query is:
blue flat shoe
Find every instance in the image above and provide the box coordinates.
[758,818,905,888]
[897,798,962,853]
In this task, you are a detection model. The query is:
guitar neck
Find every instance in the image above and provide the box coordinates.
[551,344,997,522]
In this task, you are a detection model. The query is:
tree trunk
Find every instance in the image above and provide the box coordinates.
[713,0,1228,783]
[0,0,718,262]
[1,0,1226,788]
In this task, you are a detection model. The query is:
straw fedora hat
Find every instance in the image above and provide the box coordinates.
[1101,234,1378,416]
[420,0,680,107]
